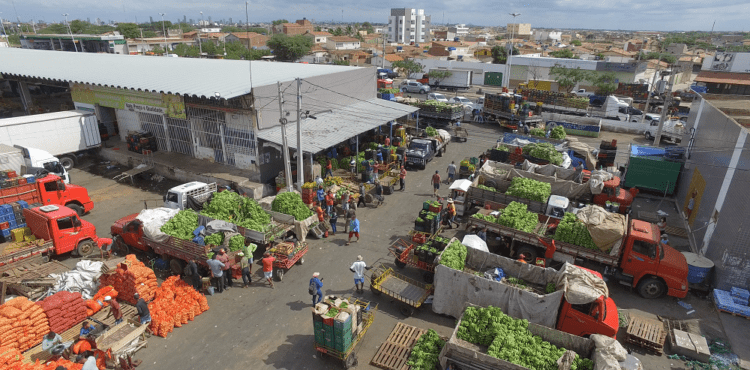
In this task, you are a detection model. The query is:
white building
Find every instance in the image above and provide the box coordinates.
[325,36,361,50]
[448,24,469,37]
[533,30,562,43]
[387,8,431,44]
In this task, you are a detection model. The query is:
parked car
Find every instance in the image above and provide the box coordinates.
[631,113,660,123]
[377,68,399,79]
[427,93,449,102]
[451,96,474,109]
[400,81,430,94]
[619,106,643,116]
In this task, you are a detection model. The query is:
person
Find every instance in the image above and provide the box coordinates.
[262,252,276,289]
[374,181,384,207]
[72,335,95,355]
[399,167,407,191]
[42,331,72,356]
[447,161,457,183]
[341,191,350,213]
[431,170,441,197]
[187,259,201,292]
[523,123,530,135]
[476,227,487,242]
[376,146,384,163]
[660,233,670,247]
[79,321,95,337]
[315,175,325,188]
[104,296,123,325]
[657,217,667,235]
[478,154,486,169]
[384,136,391,147]
[345,207,356,233]
[349,158,356,176]
[517,253,528,264]
[206,254,225,293]
[325,190,335,214]
[446,198,458,229]
[350,255,372,294]
[329,209,338,235]
[574,163,584,184]
[684,190,698,219]
[314,202,328,238]
[317,185,326,205]
[309,272,323,306]
[325,159,333,178]
[357,183,367,208]
[347,215,360,245]
[238,252,252,288]
[134,293,151,325]
[216,248,232,288]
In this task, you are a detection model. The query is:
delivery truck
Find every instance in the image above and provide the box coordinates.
[0,171,93,216]
[427,69,472,91]
[0,144,70,184]
[0,110,102,170]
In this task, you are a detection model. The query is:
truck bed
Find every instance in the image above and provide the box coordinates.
[484,108,543,124]
[0,240,53,267]
[419,109,463,121]
[466,186,548,214]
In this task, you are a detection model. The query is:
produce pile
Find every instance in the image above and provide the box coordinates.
[497,202,538,233]
[37,291,87,334]
[406,329,445,370]
[99,255,157,305]
[148,276,209,338]
[160,210,199,240]
[553,213,598,250]
[425,126,438,137]
[438,240,467,271]
[204,232,224,246]
[457,306,594,370]
[84,286,118,316]
[549,126,566,140]
[522,142,563,165]
[506,177,551,203]
[272,192,314,221]
[496,144,510,152]
[476,184,497,192]
[0,297,49,351]
[201,191,271,232]
[412,100,462,113]
[0,346,84,370]
[529,128,546,137]
[471,213,497,223]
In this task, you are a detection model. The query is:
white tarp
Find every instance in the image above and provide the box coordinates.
[590,334,628,370]
[436,129,452,143]
[588,170,614,195]
[136,208,179,243]
[556,263,609,305]
[576,205,627,251]
[461,235,489,253]
[50,260,103,299]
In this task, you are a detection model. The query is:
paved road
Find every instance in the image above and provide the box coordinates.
[63,125,679,370]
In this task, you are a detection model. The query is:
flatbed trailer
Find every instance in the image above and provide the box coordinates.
[0,239,53,268]
[484,108,544,129]
[369,264,433,317]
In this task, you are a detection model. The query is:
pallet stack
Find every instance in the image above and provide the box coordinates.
[36,291,87,334]
[126,131,158,154]
[313,297,361,352]
[713,288,750,318]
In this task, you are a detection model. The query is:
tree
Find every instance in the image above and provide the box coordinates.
[637,51,676,64]
[391,59,424,78]
[8,35,20,46]
[331,27,344,36]
[151,45,164,55]
[595,52,605,60]
[143,30,157,38]
[549,65,591,93]
[491,45,519,64]
[38,24,68,34]
[428,70,453,86]
[271,19,289,26]
[222,41,271,60]
[591,72,618,95]
[571,40,582,46]
[177,23,195,32]
[314,26,322,32]
[266,34,313,61]
[116,23,140,39]
[345,25,353,36]
[549,49,577,59]
[333,60,350,66]
[361,22,374,34]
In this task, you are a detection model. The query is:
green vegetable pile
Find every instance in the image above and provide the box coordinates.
[160,210,199,240]
[458,306,593,370]
[416,243,438,255]
[472,213,498,223]
[497,202,538,233]
[228,234,246,252]
[506,177,551,203]
[505,277,527,287]
[406,329,445,370]
[204,232,224,246]
[522,142,563,165]
[545,283,556,294]
[553,213,598,250]
[425,126,438,137]
[201,191,271,232]
[476,184,497,192]
[496,144,510,152]
[529,128,546,137]
[272,192,314,221]
[413,100,462,113]
[325,307,339,318]
[438,240,467,271]
[549,126,566,140]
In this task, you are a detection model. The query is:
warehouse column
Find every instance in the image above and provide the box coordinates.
[161,114,172,152]
[17,81,33,115]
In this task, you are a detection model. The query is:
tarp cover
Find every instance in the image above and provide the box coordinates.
[576,205,627,251]
[136,208,179,243]
[590,334,627,370]
[477,160,591,200]
[588,170,614,195]
[50,260,104,299]
[567,138,598,170]
[556,263,609,305]
[432,244,564,327]
[436,129,452,143]
[461,235,489,253]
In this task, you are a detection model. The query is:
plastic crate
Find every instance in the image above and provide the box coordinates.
[731,287,750,300]
[713,289,750,315]
[1,229,10,237]
[732,296,749,306]
[0,204,11,215]
[17,200,28,209]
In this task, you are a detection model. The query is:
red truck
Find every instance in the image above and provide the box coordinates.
[0,174,93,216]
[467,205,689,299]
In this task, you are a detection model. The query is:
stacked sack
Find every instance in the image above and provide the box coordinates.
[0,345,84,370]
[0,297,50,351]
[37,291,87,334]
[148,276,209,338]
[84,286,119,316]
[99,254,157,305]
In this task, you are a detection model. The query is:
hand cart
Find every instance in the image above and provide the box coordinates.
[369,264,433,317]
[271,242,308,281]
[453,127,468,142]
[314,298,378,369]
[388,238,436,283]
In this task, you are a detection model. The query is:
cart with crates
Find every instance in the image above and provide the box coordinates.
[313,298,378,369]
[369,263,433,317]
[388,233,449,283]
[269,241,308,281]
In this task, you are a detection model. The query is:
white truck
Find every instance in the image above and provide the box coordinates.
[645,119,686,143]
[589,96,630,120]
[0,110,102,170]
[573,89,594,97]
[428,69,472,91]
[0,144,71,183]
[163,181,218,210]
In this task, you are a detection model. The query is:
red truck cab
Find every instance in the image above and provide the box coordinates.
[556,267,619,338]
[34,175,94,215]
[25,205,110,256]
[592,176,636,214]
[110,213,149,254]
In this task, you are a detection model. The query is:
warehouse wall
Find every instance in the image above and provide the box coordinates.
[678,96,750,290]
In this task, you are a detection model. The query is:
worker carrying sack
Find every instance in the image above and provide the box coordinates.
[308,280,316,295]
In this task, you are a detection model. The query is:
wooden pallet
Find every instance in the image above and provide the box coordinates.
[717,309,750,320]
[626,315,666,355]
[371,323,427,370]
[664,225,689,238]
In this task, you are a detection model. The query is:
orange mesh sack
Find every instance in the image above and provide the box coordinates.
[147,276,207,337]
[0,297,50,351]
[99,255,157,305]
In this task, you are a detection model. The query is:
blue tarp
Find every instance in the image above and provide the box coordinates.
[631,145,666,157]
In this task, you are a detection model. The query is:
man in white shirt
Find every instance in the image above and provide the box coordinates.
[349,255,371,294]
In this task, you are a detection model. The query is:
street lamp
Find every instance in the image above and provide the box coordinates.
[160,13,168,55]
[0,13,8,40]
[506,13,521,89]
[62,13,77,52]
[198,11,203,57]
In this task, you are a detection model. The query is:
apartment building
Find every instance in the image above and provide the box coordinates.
[387,8,431,44]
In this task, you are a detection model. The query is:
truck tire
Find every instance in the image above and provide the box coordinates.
[637,277,666,299]
[420,89,426,94]
[515,245,538,264]
[170,259,185,276]
[645,131,653,140]
[67,204,84,216]
[59,156,76,170]
[77,240,96,256]
[401,87,407,93]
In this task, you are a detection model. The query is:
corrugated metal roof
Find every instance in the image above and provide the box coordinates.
[695,71,750,86]
[0,48,362,99]
[0,110,90,126]
[257,99,418,154]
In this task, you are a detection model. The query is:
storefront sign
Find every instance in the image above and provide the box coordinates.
[595,62,645,74]
[70,83,186,119]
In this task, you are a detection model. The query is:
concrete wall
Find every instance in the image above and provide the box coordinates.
[413,58,508,85]
[678,96,750,290]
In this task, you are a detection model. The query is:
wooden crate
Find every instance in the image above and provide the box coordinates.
[626,315,666,355]
[370,323,427,370]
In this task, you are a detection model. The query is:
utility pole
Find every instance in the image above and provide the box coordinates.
[62,13,77,52]
[506,13,521,89]
[160,13,168,55]
[640,54,663,125]
[296,78,304,191]
[381,33,386,68]
[199,12,203,57]
[0,13,7,40]
[277,82,293,192]
[653,65,677,145]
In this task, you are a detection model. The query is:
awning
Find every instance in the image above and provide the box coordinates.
[257,99,418,154]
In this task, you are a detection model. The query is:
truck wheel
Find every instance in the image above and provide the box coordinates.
[401,87,407,92]
[59,156,76,170]
[77,240,96,256]
[515,245,538,264]
[344,353,358,369]
[637,277,666,299]
[67,204,84,216]
[645,131,653,140]
[170,259,185,276]
[420,89,426,94]
[399,305,415,317]
[423,272,434,283]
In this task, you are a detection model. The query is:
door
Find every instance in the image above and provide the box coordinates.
[620,239,658,276]
[41,178,66,206]
[80,114,102,148]
[54,215,80,254]
[484,72,503,86]
[557,302,597,337]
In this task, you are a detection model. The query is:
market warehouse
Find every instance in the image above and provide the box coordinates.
[0,48,415,183]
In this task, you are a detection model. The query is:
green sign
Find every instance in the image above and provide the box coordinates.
[70,83,186,119]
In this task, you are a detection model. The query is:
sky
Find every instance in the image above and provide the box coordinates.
[1,0,749,31]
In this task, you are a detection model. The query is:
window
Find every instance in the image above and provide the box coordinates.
[44,181,60,192]
[57,217,74,230]
[631,240,657,259]
[166,192,178,204]
[411,20,415,24]
[389,27,392,32]
[399,20,403,24]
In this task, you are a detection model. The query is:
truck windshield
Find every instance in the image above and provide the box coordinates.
[410,142,429,151]
[166,192,179,203]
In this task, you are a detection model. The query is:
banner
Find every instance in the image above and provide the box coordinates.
[70,83,186,119]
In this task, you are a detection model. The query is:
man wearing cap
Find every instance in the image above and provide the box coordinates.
[216,248,233,289]
[309,272,324,306]
[206,254,225,293]
[517,254,528,264]
[134,293,151,325]
[262,252,276,289]
[350,256,372,294]
[42,331,73,357]
[104,296,123,325]
[238,252,253,288]
[446,198,458,229]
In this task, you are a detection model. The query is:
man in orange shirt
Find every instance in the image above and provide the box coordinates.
[325,159,333,178]
[325,190,335,214]
[262,252,276,289]
[399,167,407,191]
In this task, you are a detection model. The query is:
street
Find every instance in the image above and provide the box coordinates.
[67,123,716,370]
